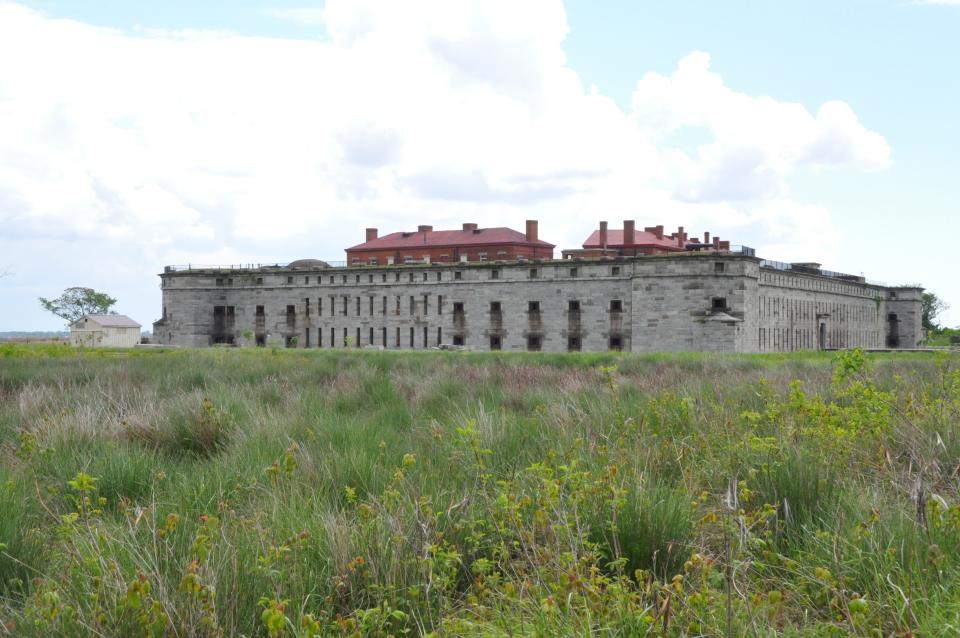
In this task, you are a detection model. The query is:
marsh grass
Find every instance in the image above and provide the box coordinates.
[1,344,959,636]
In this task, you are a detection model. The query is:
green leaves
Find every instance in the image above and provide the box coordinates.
[38,286,117,324]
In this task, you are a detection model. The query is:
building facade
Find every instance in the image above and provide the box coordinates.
[71,314,142,347]
[345,221,554,265]
[153,252,923,352]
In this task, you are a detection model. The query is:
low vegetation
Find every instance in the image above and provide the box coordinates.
[1,343,959,636]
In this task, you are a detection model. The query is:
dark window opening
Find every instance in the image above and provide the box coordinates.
[436,272,442,281]
[610,299,623,313]
[409,326,415,348]
[256,305,265,316]
[490,335,502,351]
[567,336,581,352]
[256,277,263,285]
[215,278,224,286]
[611,266,621,276]
[528,301,541,314]
[256,334,266,347]
[304,276,310,284]
[438,295,443,315]
[527,335,541,351]
[714,262,725,273]
[370,327,374,345]
[454,271,462,280]
[369,274,374,283]
[569,267,578,278]
[490,301,502,313]
[453,302,465,313]
[529,268,538,279]
[711,297,727,311]
[491,269,501,280]
[287,276,294,284]
[437,326,442,345]
[609,335,623,351]
[285,335,296,348]
[355,327,360,347]
[453,334,464,346]
[568,300,581,312]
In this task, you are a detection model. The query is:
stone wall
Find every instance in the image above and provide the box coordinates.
[154,254,923,352]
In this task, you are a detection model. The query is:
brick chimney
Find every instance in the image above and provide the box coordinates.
[713,236,720,249]
[462,222,478,232]
[704,231,710,245]
[599,221,608,249]
[655,225,664,239]
[677,226,685,248]
[623,220,635,246]
[365,228,378,242]
[418,225,433,233]
[525,219,538,242]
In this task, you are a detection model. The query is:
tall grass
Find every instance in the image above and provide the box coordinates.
[0,344,958,636]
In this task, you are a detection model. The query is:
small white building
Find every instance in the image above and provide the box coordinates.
[70,314,142,348]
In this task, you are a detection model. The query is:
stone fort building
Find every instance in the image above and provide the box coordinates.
[153,221,923,352]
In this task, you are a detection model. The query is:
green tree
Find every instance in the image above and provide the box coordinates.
[921,292,949,333]
[39,287,117,325]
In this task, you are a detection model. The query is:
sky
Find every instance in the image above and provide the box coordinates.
[1,0,958,331]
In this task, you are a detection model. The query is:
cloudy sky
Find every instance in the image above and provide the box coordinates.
[1,0,957,331]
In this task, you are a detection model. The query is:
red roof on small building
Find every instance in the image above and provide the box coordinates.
[582,229,684,251]
[347,227,554,252]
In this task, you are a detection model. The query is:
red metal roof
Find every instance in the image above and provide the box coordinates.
[582,229,684,250]
[347,227,554,252]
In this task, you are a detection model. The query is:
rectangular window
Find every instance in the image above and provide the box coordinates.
[356,296,361,316]
[355,274,360,283]
[529,268,539,279]
[396,326,401,348]
[356,327,360,347]
[527,335,541,351]
[490,335,502,351]
[438,295,443,315]
[404,256,414,264]
[342,296,349,316]
[610,299,623,313]
[382,273,387,282]
[304,276,310,284]
[567,335,581,352]
[714,262,725,273]
[423,272,428,281]
[369,274,374,283]
[287,276,294,284]
[256,305,265,316]
[382,327,387,345]
[453,334,464,346]
[409,326,415,348]
[395,296,401,315]
[342,275,347,283]
[409,295,415,315]
[454,271,462,280]
[409,272,415,282]
[330,327,335,347]
[528,301,540,313]
[382,296,387,315]
[453,302,464,313]
[478,252,488,262]
[490,301,501,313]
[490,269,500,280]
[436,272,442,281]
[609,335,623,351]
[569,300,581,312]
[437,326,442,346]
[256,277,263,285]
[216,277,223,286]
[712,297,727,311]
[369,296,374,316]
[369,327,374,345]
[423,294,429,315]
[423,326,428,349]
[329,275,334,284]
[304,298,311,317]
[317,298,322,316]
[286,304,295,315]
[611,266,621,276]
[395,272,401,282]
[330,296,335,317]
[369,257,378,265]
[227,278,233,286]
[569,267,578,278]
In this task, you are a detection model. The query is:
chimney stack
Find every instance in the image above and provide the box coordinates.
[599,221,608,249]
[365,228,378,242]
[623,220,635,246]
[677,226,685,247]
[704,231,710,245]
[525,219,538,242]
[418,225,433,233]
[655,225,664,239]
[462,222,478,232]
[713,236,720,250]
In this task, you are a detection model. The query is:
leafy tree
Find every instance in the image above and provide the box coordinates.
[39,287,117,325]
[921,292,949,333]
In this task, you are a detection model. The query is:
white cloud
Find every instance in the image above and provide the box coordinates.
[261,7,327,27]
[0,0,895,329]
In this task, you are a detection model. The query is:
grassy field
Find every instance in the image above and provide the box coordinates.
[1,343,959,636]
